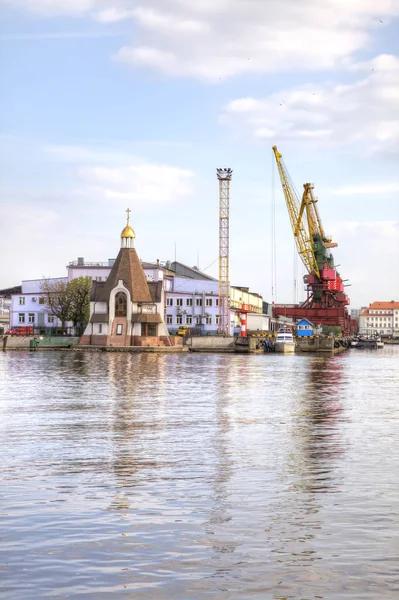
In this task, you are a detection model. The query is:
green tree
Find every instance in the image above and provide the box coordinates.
[68,277,92,327]
[322,325,342,337]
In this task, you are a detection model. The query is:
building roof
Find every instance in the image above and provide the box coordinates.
[368,301,399,310]
[361,300,399,317]
[171,261,217,281]
[148,281,163,303]
[131,313,163,323]
[297,318,314,326]
[0,285,22,297]
[90,312,109,323]
[95,248,153,303]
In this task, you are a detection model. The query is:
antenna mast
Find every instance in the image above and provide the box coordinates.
[217,168,232,335]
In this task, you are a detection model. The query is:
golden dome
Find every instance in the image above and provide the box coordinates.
[121,208,135,238]
[121,224,136,239]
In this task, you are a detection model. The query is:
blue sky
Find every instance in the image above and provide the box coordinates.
[1,0,398,307]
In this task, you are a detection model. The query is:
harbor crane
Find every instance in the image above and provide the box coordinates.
[271,146,353,335]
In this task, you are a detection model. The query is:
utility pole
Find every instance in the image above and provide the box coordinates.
[217,168,232,336]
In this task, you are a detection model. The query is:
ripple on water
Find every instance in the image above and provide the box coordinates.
[1,348,399,599]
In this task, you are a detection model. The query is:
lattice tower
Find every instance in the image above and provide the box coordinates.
[217,168,232,335]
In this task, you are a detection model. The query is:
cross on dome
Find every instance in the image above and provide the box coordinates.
[120,208,135,248]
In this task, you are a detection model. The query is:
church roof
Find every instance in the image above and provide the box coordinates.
[96,248,152,303]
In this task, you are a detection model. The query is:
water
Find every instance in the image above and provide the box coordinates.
[1,348,398,600]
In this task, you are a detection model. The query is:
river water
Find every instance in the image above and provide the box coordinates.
[1,347,398,599]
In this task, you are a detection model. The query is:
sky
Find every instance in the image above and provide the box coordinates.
[0,0,398,307]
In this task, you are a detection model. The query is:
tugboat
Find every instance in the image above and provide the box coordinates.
[275,328,295,353]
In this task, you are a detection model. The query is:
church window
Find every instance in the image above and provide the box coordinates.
[115,292,127,317]
[141,323,157,336]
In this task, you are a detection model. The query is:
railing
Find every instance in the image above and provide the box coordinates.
[68,261,111,267]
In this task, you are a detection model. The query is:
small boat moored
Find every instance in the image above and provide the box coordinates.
[275,328,295,353]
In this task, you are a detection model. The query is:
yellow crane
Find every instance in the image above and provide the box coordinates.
[272,145,337,279]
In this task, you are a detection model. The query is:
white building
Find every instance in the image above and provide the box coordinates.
[9,256,265,336]
[359,301,399,337]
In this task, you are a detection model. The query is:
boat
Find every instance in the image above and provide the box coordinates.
[275,328,295,353]
[352,334,384,349]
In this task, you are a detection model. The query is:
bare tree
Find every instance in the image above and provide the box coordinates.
[40,278,72,327]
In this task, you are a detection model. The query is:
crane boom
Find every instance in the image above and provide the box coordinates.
[271,145,353,335]
[272,146,320,277]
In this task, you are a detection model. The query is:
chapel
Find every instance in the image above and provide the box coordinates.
[80,210,170,347]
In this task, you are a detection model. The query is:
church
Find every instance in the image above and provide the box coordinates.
[80,211,171,347]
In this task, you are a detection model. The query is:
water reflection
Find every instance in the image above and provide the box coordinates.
[1,349,398,600]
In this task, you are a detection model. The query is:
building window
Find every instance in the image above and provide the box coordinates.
[166,315,173,324]
[48,315,55,324]
[19,313,25,323]
[176,298,183,307]
[166,298,173,306]
[115,292,127,317]
[98,324,103,334]
[116,324,123,335]
[195,316,202,325]
[206,316,212,325]
[216,299,219,307]
[28,313,35,324]
[176,315,182,325]
[39,297,45,305]
[206,298,213,307]
[196,298,202,307]
[19,297,25,305]
[186,298,193,307]
[186,315,192,325]
[216,315,220,325]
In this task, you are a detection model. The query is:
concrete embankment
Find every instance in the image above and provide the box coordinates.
[295,337,350,354]
[186,336,236,353]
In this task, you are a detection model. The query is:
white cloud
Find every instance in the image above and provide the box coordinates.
[326,220,399,305]
[78,163,194,204]
[222,54,399,153]
[3,0,399,80]
[331,182,399,196]
[1,0,97,17]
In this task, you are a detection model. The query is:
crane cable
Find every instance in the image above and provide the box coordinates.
[271,153,277,304]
